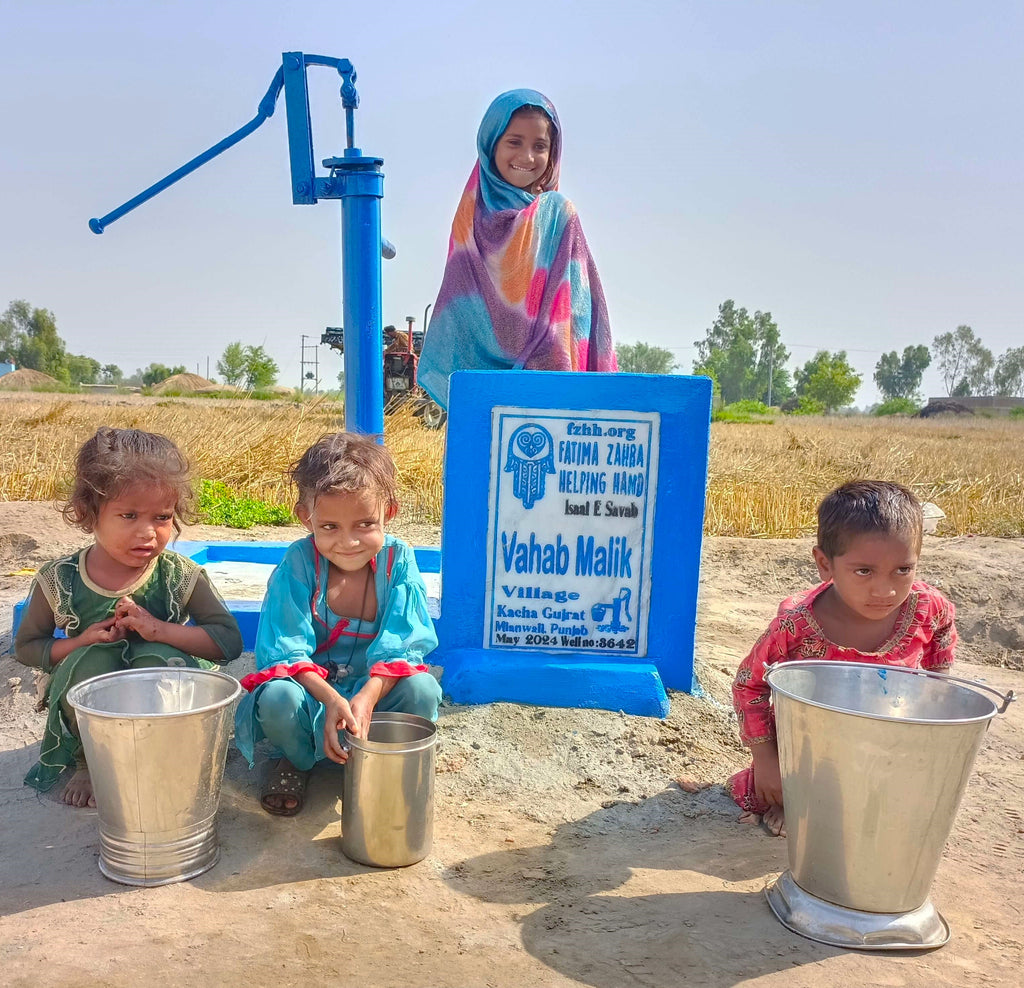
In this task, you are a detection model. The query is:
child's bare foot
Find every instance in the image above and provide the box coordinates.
[738,807,786,836]
[763,805,787,837]
[62,768,96,808]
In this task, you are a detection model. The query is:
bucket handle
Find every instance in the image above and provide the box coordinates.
[935,672,1016,714]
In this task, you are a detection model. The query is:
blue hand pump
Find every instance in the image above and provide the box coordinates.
[89,52,392,436]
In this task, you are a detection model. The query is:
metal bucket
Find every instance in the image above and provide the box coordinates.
[67,667,241,887]
[767,661,1013,913]
[341,712,436,868]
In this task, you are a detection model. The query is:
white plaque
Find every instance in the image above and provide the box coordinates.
[484,407,660,656]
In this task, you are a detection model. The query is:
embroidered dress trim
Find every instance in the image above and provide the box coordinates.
[368,660,429,679]
[76,546,161,597]
[240,662,329,693]
[792,583,920,657]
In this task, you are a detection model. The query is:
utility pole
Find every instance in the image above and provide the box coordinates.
[768,347,774,408]
[300,334,321,395]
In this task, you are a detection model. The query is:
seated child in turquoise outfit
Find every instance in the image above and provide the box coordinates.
[15,427,243,808]
[235,432,442,816]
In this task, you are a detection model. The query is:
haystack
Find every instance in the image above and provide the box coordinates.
[916,399,974,418]
[0,368,62,390]
[152,373,215,395]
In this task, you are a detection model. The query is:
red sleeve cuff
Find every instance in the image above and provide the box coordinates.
[368,660,429,679]
[240,662,328,693]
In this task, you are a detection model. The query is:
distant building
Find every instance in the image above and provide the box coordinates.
[0,361,15,377]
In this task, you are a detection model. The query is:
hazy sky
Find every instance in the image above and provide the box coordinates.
[2,1,1021,404]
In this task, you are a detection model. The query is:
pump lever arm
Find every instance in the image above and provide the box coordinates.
[89,68,286,234]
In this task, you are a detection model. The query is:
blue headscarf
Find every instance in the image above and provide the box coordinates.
[475,89,562,212]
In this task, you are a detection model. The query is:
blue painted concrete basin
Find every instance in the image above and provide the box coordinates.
[12,540,442,652]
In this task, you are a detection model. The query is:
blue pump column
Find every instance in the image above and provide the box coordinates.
[89,52,393,438]
[325,150,386,436]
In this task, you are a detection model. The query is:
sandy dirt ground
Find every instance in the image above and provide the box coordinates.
[0,500,1021,987]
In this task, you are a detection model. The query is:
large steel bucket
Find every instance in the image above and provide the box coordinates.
[67,667,241,887]
[341,712,436,867]
[767,661,1013,913]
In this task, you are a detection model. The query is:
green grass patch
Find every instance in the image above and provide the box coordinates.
[872,397,920,416]
[713,399,775,424]
[197,479,294,528]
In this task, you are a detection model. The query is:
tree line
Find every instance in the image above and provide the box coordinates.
[6,296,1018,405]
[617,301,860,412]
[615,299,1023,411]
[0,300,106,386]
[1,300,279,390]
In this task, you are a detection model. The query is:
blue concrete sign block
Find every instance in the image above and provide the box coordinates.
[435,370,712,716]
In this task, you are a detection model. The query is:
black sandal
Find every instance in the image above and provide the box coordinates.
[260,758,309,816]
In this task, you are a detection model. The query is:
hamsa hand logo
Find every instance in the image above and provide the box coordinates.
[504,424,555,509]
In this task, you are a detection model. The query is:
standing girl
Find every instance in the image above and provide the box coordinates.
[418,88,617,410]
[234,432,442,816]
[729,480,958,836]
[15,428,243,807]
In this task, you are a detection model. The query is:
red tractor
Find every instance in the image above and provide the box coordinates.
[322,315,446,428]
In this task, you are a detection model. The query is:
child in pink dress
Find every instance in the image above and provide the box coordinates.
[729,480,957,836]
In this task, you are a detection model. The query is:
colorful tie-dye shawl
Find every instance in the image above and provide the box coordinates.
[418,89,616,409]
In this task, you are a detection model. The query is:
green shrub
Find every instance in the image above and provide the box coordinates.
[1010,406,1024,420]
[713,399,775,424]
[872,397,919,416]
[788,396,826,416]
[728,399,771,415]
[197,479,294,528]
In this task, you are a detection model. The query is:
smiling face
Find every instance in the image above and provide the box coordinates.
[91,483,178,572]
[493,109,552,193]
[297,488,386,573]
[813,530,919,623]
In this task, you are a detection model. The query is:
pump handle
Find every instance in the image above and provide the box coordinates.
[90,67,286,234]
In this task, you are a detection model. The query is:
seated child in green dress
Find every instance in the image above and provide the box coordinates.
[234,432,442,816]
[15,427,243,807]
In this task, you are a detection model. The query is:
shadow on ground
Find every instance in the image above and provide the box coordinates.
[445,787,840,988]
[200,750,385,892]
[0,742,125,917]
[0,744,374,915]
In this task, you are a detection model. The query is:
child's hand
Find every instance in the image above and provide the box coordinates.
[751,741,784,808]
[322,693,360,764]
[77,616,125,647]
[113,596,164,641]
[349,691,376,741]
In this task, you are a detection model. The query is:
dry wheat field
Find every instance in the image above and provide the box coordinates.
[0,392,1021,536]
